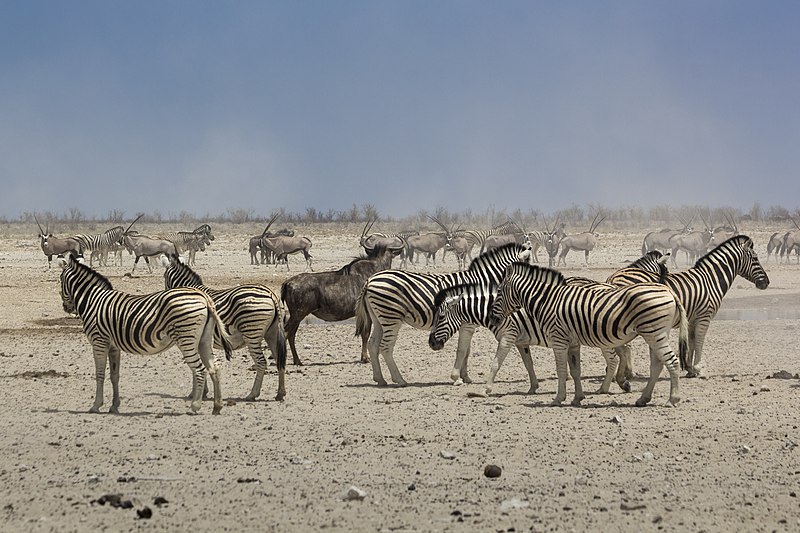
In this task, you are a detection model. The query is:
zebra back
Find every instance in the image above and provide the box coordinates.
[358,243,529,330]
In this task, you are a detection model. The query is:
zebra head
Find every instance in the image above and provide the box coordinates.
[429,289,466,351]
[732,235,770,290]
[59,253,110,315]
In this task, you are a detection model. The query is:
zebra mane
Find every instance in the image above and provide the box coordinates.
[626,250,663,269]
[694,234,753,268]
[467,243,525,272]
[70,256,113,291]
[171,256,204,285]
[504,261,566,286]
[433,281,493,308]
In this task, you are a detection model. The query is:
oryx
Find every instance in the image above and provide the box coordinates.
[555,212,606,267]
[34,215,82,269]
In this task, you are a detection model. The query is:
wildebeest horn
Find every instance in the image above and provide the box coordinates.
[790,216,800,231]
[34,214,44,235]
[125,213,144,234]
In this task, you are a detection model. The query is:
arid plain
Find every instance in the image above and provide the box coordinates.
[0,222,798,532]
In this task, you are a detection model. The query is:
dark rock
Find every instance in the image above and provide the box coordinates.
[484,464,502,478]
[137,507,152,519]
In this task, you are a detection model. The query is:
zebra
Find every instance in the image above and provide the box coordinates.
[154,230,211,266]
[58,253,233,415]
[430,281,635,397]
[163,255,287,401]
[354,243,533,387]
[604,235,769,377]
[71,226,126,267]
[490,262,689,407]
[463,220,521,255]
[429,283,540,397]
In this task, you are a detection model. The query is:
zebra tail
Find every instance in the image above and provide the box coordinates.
[676,301,690,371]
[354,286,371,339]
[208,303,234,361]
[274,297,287,372]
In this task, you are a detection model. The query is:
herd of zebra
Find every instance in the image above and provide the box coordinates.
[48,211,770,413]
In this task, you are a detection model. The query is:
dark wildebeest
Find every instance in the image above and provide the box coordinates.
[34,215,82,269]
[280,245,401,365]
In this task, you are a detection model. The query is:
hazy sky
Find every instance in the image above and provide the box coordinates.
[1,1,798,219]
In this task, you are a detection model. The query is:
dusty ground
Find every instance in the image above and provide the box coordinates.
[0,222,798,532]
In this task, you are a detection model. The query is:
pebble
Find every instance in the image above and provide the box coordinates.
[137,506,152,519]
[440,450,456,460]
[342,486,367,501]
[610,416,622,425]
[484,464,502,478]
[500,498,529,513]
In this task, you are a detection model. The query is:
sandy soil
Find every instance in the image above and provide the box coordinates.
[0,223,798,532]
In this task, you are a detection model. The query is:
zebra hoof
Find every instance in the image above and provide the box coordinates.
[685,370,699,378]
[621,380,632,393]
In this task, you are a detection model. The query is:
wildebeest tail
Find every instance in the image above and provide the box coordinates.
[355,286,372,339]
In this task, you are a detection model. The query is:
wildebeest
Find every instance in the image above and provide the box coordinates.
[280,245,401,365]
[34,215,82,269]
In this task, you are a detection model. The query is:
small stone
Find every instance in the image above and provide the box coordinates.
[770,370,794,380]
[500,498,530,513]
[738,445,752,454]
[137,506,152,519]
[440,450,456,460]
[407,483,416,491]
[484,464,502,478]
[610,416,622,424]
[760,385,770,392]
[642,452,654,461]
[342,486,367,501]
[154,497,168,506]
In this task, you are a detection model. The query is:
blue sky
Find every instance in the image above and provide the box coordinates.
[1,1,798,219]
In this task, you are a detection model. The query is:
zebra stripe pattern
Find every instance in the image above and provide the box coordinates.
[430,283,542,396]
[154,230,211,265]
[354,243,532,386]
[164,256,287,401]
[59,254,232,414]
[71,226,125,267]
[605,235,769,377]
[491,262,689,407]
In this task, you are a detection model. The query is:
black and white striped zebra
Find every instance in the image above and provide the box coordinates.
[163,255,287,401]
[71,226,125,267]
[154,230,210,266]
[605,235,768,377]
[429,283,540,397]
[354,243,532,387]
[491,262,689,407]
[59,253,233,414]
[430,282,632,397]
[462,220,520,255]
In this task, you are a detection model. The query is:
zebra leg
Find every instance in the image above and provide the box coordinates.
[380,335,407,386]
[551,344,570,406]
[568,344,585,406]
[687,319,711,377]
[484,337,515,396]
[515,343,539,394]
[199,326,223,415]
[245,341,267,401]
[90,343,109,413]
[108,347,121,414]
[367,320,388,386]
[614,345,633,392]
[637,341,681,407]
[451,324,476,385]
[596,348,619,394]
